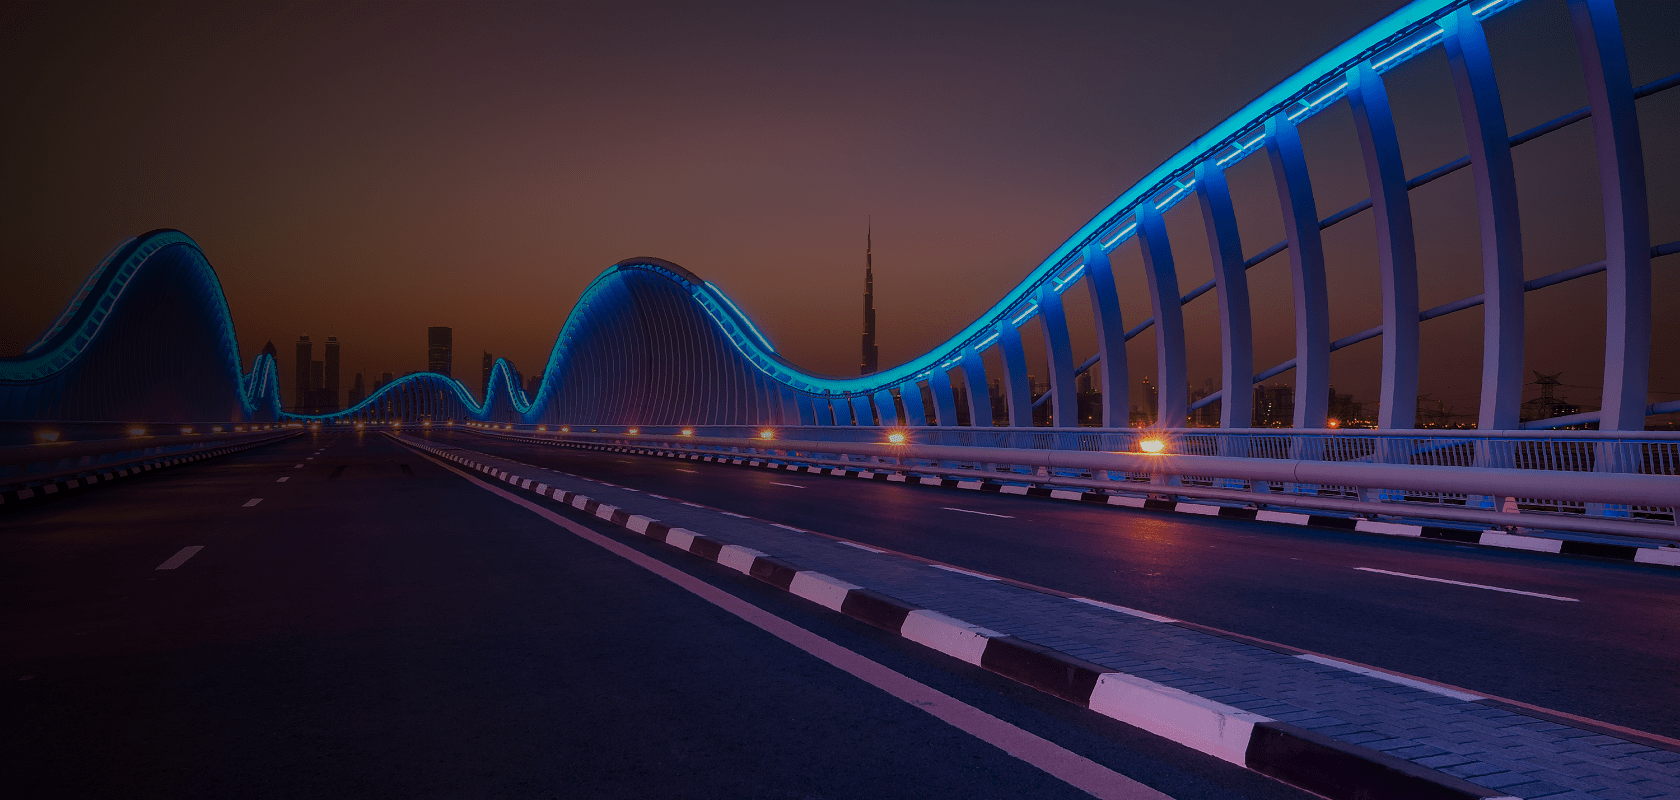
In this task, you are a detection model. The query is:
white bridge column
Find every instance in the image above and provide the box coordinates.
[898,382,928,425]
[1265,114,1330,429]
[1348,62,1421,430]
[1570,0,1650,432]
[1194,162,1254,429]
[1444,8,1524,432]
[872,389,899,426]
[959,348,993,427]
[1082,243,1129,428]
[1037,285,1078,427]
[1137,201,1188,427]
[997,323,1034,427]
[928,369,960,426]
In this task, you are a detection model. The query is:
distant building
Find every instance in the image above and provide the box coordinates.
[347,372,366,407]
[860,220,878,375]
[481,351,494,397]
[1253,383,1294,427]
[427,327,452,377]
[526,372,542,400]
[294,335,312,413]
[323,336,341,412]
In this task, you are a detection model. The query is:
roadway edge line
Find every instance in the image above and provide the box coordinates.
[486,431,1680,570]
[0,431,303,515]
[392,432,1524,800]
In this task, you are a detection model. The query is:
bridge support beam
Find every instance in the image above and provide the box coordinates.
[1194,163,1253,430]
[1265,114,1330,429]
[1137,201,1188,427]
[1083,243,1129,428]
[873,390,899,426]
[796,394,817,426]
[850,395,873,426]
[899,382,928,426]
[1348,62,1421,430]
[1570,0,1650,432]
[1445,8,1525,432]
[998,324,1034,427]
[960,349,993,427]
[928,369,960,426]
[1037,285,1078,428]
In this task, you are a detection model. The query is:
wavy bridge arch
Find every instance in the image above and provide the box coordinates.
[3,0,1674,431]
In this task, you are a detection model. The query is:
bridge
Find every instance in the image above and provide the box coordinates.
[7,2,1680,799]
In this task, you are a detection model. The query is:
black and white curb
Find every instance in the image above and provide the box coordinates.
[401,435,1519,800]
[486,433,1680,569]
[0,433,299,513]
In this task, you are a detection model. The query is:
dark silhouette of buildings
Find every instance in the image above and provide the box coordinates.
[482,351,494,397]
[860,220,878,375]
[427,327,452,377]
[294,335,312,413]
[526,372,542,400]
[347,372,366,407]
[323,336,340,411]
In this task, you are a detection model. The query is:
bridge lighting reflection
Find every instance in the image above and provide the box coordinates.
[886,432,907,444]
[759,429,775,440]
[1139,439,1166,454]
[423,420,432,427]
[356,422,365,429]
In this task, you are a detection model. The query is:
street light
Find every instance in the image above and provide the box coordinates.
[886,432,906,444]
[759,429,775,440]
[1139,439,1165,454]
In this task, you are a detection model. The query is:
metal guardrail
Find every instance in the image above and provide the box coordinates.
[469,426,1680,543]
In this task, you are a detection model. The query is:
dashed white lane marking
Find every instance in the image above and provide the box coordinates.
[276,477,289,483]
[156,546,204,570]
[931,564,1002,581]
[242,498,263,507]
[306,457,314,460]
[771,523,806,532]
[721,511,747,518]
[294,464,304,468]
[676,468,697,473]
[1354,567,1580,602]
[435,459,1168,800]
[942,506,1014,519]
[840,541,885,553]
[769,482,806,488]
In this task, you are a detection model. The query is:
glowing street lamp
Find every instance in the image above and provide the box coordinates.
[1139,439,1166,454]
[758,429,775,440]
[886,432,907,444]
[680,428,694,436]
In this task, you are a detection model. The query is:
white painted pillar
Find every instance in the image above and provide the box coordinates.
[1444,9,1525,432]
[1194,162,1254,429]
[1136,202,1188,427]
[1082,243,1129,428]
[1265,115,1331,429]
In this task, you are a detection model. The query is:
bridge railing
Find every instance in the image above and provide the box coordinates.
[463,424,1680,541]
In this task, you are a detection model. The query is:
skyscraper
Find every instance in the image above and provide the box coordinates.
[427,327,452,376]
[323,336,341,412]
[347,372,366,407]
[860,220,878,375]
[294,335,312,413]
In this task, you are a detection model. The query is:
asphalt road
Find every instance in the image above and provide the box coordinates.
[424,429,1680,740]
[4,429,1315,799]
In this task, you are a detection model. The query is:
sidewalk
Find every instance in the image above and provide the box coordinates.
[400,434,1680,800]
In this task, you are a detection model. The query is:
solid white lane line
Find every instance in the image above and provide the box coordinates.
[942,507,1014,519]
[676,468,697,473]
[931,564,1002,581]
[769,482,806,488]
[243,498,263,507]
[721,511,747,518]
[276,477,289,483]
[1295,655,1485,701]
[840,541,885,553]
[433,458,1170,800]
[1354,567,1580,602]
[156,546,204,570]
